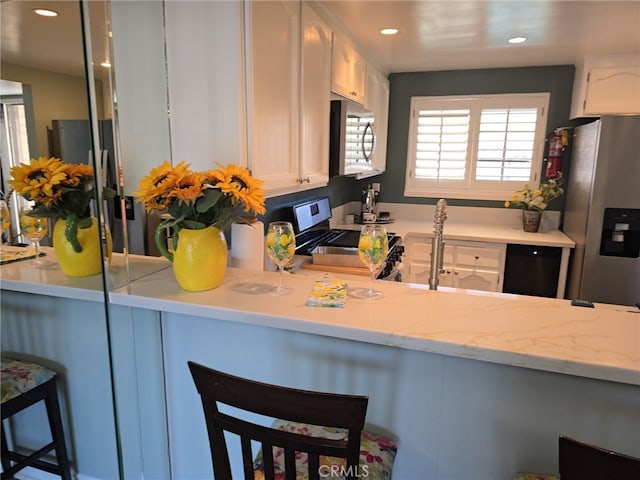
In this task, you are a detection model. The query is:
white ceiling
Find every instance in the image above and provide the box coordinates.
[1,0,639,83]
[314,0,640,73]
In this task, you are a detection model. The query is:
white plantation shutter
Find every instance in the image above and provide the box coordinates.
[476,108,538,182]
[406,93,549,200]
[415,109,469,180]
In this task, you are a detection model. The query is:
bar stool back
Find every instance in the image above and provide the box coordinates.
[188,361,397,480]
[1,357,71,480]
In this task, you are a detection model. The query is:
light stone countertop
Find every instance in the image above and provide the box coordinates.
[108,264,638,386]
[335,219,576,248]
[0,247,170,301]
[331,204,576,248]
[4,239,635,387]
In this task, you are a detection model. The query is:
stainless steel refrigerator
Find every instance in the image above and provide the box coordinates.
[563,116,640,306]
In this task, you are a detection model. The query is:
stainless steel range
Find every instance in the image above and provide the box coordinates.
[292,197,404,280]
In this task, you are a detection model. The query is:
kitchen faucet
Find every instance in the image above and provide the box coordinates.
[429,199,448,290]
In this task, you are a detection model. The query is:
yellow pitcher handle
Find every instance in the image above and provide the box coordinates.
[155,219,179,263]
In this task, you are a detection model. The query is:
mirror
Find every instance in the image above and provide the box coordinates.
[1,0,172,257]
[0,0,111,244]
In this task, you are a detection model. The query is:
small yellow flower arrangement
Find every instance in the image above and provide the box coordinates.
[134,161,266,232]
[504,174,564,212]
[9,156,115,251]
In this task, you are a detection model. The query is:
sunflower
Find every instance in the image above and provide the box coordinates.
[134,160,190,212]
[209,163,266,215]
[135,161,265,231]
[8,156,67,202]
[174,172,206,204]
[61,164,94,187]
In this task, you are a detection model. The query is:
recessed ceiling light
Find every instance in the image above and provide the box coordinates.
[508,36,527,44]
[33,8,58,17]
[380,28,398,36]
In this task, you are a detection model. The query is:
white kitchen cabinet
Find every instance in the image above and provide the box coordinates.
[331,33,367,105]
[570,55,640,118]
[245,1,331,196]
[164,1,246,172]
[404,235,505,292]
[363,68,390,177]
[299,3,332,189]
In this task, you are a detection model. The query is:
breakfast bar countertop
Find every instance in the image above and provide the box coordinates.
[108,264,639,386]
[2,248,636,386]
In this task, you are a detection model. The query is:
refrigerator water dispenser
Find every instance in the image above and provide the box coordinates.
[599,208,640,258]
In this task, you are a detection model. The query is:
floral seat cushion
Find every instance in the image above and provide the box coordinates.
[1,357,56,403]
[253,420,397,480]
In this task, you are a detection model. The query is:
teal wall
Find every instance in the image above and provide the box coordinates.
[263,65,576,227]
[379,65,575,209]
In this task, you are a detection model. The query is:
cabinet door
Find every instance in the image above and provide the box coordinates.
[453,268,500,292]
[299,4,331,189]
[165,1,245,170]
[584,66,640,115]
[331,33,366,104]
[364,68,389,177]
[246,0,299,192]
[404,237,453,285]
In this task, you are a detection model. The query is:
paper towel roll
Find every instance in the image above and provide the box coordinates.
[230,220,265,270]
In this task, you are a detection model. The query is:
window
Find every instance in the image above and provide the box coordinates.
[405,93,549,200]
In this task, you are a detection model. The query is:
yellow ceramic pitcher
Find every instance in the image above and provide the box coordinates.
[156,224,228,291]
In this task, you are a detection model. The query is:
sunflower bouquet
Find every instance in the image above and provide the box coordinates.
[9,156,114,251]
[134,161,266,233]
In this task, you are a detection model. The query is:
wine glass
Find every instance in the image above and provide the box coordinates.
[19,207,48,265]
[0,200,10,252]
[265,221,296,295]
[352,224,389,300]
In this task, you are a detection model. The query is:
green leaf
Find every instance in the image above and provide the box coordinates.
[196,189,223,213]
[27,204,60,218]
[182,219,207,230]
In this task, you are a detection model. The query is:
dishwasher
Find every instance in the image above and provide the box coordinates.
[503,244,562,298]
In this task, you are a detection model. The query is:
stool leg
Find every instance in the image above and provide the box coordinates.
[44,380,72,480]
[1,421,11,473]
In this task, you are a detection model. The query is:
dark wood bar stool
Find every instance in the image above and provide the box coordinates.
[513,435,640,480]
[1,357,72,480]
[188,361,397,480]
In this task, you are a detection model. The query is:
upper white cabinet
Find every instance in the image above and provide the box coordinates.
[164,1,246,172]
[571,55,640,118]
[364,68,390,176]
[245,1,331,196]
[245,0,299,194]
[300,3,332,189]
[331,33,367,105]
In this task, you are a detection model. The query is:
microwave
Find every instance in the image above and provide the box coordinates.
[329,98,379,179]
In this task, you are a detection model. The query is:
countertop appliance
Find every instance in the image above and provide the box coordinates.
[329,98,378,179]
[292,197,403,280]
[563,116,640,306]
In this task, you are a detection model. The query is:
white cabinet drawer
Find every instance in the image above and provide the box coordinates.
[455,246,502,269]
[406,241,454,264]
